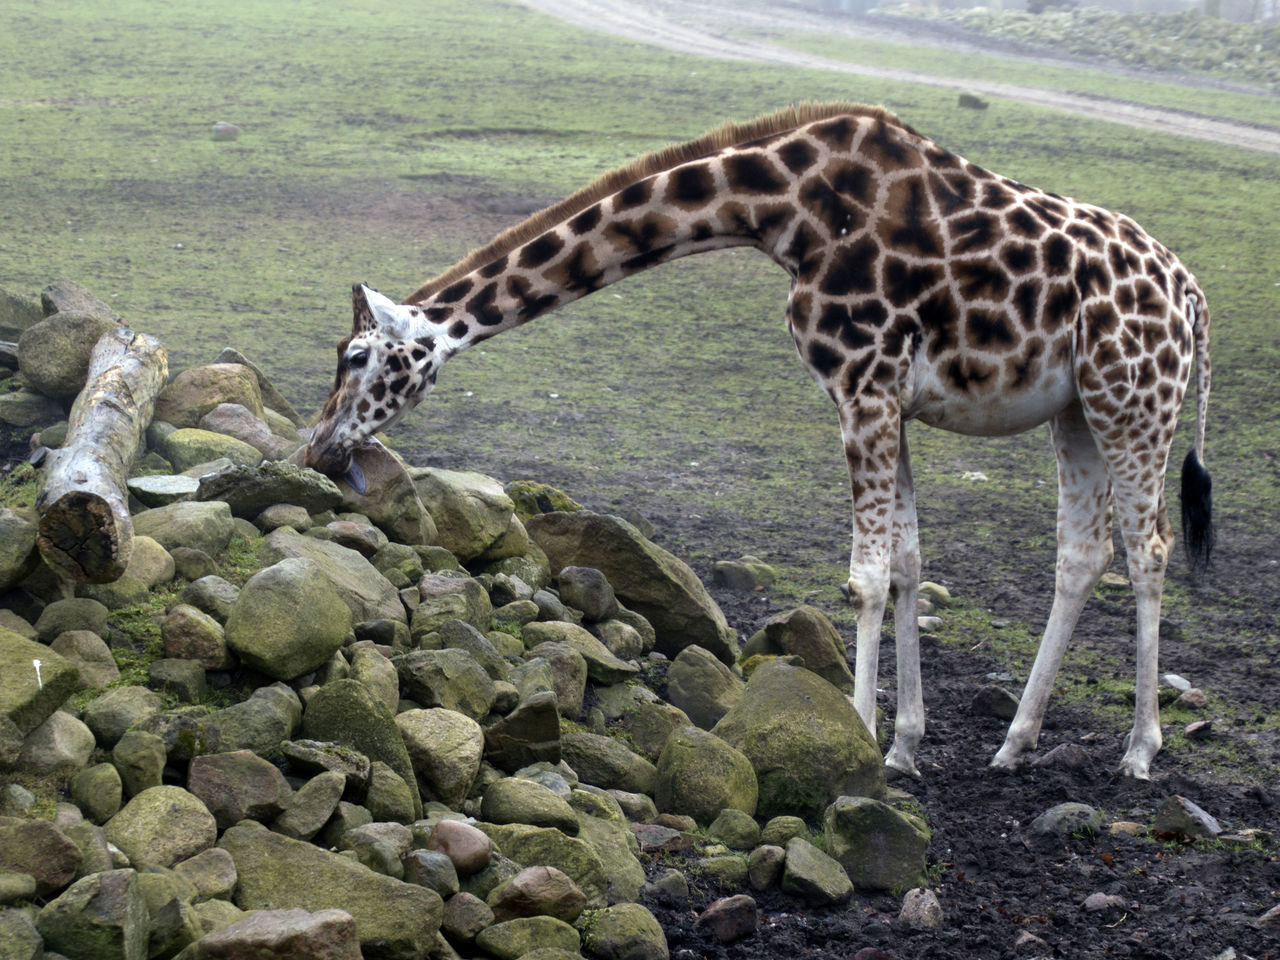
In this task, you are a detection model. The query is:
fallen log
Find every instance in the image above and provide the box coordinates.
[36,328,168,583]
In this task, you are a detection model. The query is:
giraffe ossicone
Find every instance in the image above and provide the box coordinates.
[305,102,1213,780]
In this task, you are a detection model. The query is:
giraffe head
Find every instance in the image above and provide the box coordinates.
[304,283,448,493]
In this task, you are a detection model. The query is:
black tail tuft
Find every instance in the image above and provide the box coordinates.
[1180,447,1214,579]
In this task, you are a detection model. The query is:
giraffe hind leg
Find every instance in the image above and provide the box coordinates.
[992,401,1114,771]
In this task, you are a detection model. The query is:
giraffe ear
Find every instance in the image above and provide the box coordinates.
[352,283,410,337]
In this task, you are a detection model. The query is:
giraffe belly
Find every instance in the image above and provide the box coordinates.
[907,364,1077,437]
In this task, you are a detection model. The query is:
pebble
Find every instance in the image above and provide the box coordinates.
[898,887,943,929]
[1184,719,1214,740]
[1082,892,1126,913]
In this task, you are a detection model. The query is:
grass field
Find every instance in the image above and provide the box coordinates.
[2,0,1277,619]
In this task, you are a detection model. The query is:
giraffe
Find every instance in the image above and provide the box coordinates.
[305,102,1213,780]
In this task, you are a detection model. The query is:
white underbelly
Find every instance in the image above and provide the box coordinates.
[907,362,1077,437]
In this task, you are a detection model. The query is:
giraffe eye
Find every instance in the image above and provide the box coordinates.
[347,349,369,369]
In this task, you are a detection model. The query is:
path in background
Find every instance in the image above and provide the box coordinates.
[523,0,1280,155]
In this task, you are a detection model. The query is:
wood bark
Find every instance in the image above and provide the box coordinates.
[36,328,168,583]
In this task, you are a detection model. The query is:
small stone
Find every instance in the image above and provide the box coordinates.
[1161,672,1192,692]
[1173,688,1209,709]
[696,893,757,943]
[899,887,944,929]
[1082,891,1126,913]
[970,684,1019,719]
[917,581,950,605]
[1255,903,1280,929]
[1151,795,1221,840]
[707,808,760,850]
[1184,719,1214,740]
[747,844,785,891]
[1109,821,1147,838]
[1028,802,1104,839]
[643,868,688,900]
[1031,742,1095,774]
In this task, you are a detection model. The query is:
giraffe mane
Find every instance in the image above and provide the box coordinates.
[404,101,911,304]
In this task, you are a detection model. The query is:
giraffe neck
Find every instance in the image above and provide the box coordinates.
[407,113,916,353]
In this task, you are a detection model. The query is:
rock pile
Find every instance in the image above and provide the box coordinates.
[0,282,930,960]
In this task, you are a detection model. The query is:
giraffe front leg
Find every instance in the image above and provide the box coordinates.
[838,399,901,746]
[883,424,923,778]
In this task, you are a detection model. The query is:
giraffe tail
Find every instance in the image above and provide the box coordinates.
[1180,285,1213,579]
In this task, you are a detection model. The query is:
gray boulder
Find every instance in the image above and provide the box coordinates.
[481,778,580,835]
[413,573,492,637]
[0,388,62,428]
[0,627,80,736]
[104,786,218,869]
[556,566,618,622]
[81,684,163,748]
[133,500,236,558]
[0,285,42,340]
[781,837,854,906]
[224,558,352,680]
[17,310,122,398]
[0,508,38,593]
[560,730,656,795]
[15,709,95,776]
[50,629,120,689]
[260,526,405,624]
[746,606,854,693]
[196,462,343,518]
[579,902,668,960]
[153,363,264,428]
[0,818,82,895]
[409,467,515,560]
[187,750,293,829]
[395,708,484,809]
[301,679,421,819]
[199,402,294,459]
[526,511,736,664]
[219,822,442,960]
[395,649,496,720]
[201,684,301,759]
[524,643,587,718]
[36,868,148,960]
[822,796,930,892]
[177,907,361,960]
[522,621,637,685]
[334,444,437,547]
[654,726,757,825]
[666,645,744,730]
[712,661,884,819]
[40,279,121,320]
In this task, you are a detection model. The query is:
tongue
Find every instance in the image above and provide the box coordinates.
[344,459,367,495]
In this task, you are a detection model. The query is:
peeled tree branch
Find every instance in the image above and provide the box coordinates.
[36,328,168,583]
